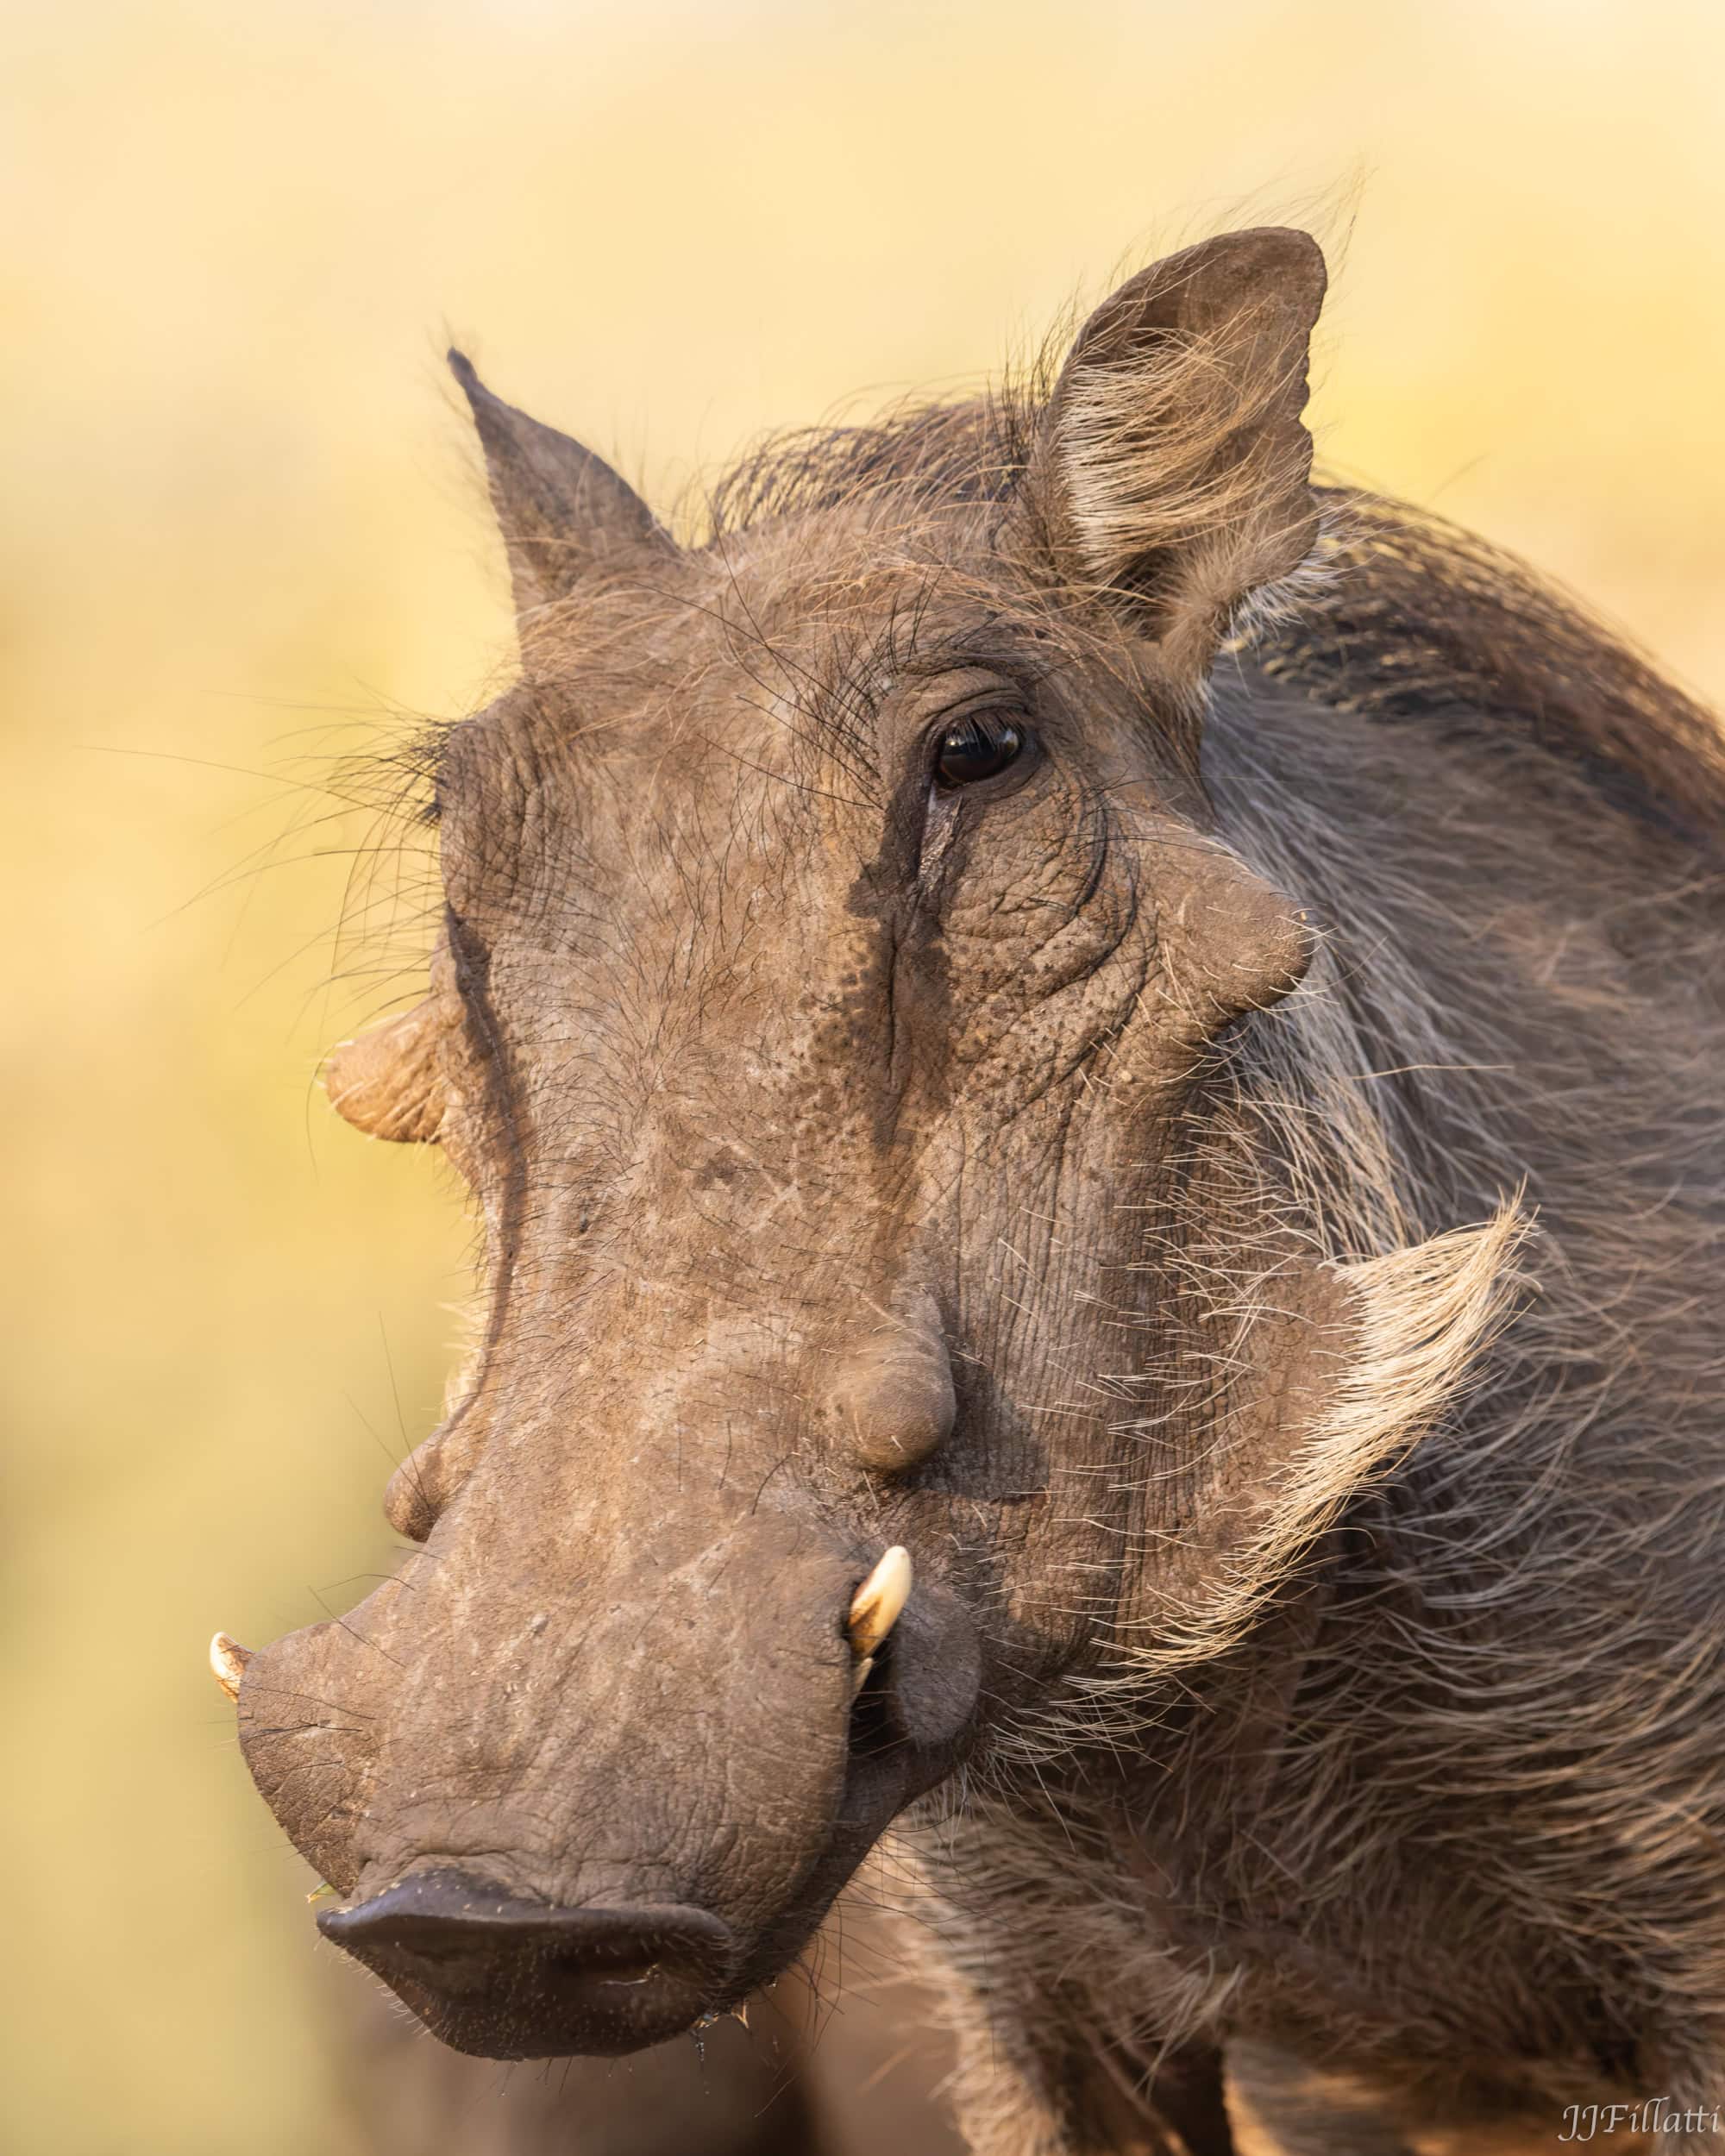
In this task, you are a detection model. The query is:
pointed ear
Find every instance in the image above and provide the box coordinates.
[1030,228,1327,680]
[448,350,676,616]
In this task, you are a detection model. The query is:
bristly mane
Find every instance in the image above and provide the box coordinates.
[697,385,1046,536]
[697,386,1725,845]
[1249,489,1725,845]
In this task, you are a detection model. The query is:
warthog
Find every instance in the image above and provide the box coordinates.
[217,227,1725,2155]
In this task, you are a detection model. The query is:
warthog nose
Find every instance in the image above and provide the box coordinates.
[318,1869,735,2058]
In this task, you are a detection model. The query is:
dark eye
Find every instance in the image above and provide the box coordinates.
[934,711,1025,788]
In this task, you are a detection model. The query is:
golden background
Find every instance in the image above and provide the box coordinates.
[7,3,1722,2148]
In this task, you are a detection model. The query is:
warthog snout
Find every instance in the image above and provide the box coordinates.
[309,1555,925,2054]
[236,1502,980,2055]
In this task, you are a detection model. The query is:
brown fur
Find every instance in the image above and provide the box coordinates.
[232,229,1723,2154]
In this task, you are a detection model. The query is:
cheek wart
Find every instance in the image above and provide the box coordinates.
[1167,841,1314,1030]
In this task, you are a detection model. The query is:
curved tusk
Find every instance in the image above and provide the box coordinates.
[847,1546,913,1665]
[210,1632,253,1703]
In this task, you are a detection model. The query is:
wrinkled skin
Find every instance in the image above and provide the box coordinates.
[242,227,1334,2072]
[233,225,1725,2155]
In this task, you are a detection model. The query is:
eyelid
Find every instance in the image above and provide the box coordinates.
[942,694,1023,726]
[936,673,1031,716]
[905,647,1045,701]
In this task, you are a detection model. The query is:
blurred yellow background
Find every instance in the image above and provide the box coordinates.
[5,2,1722,2148]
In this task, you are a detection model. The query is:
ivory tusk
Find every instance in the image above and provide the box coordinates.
[210,1631,253,1703]
[847,1545,912,1664]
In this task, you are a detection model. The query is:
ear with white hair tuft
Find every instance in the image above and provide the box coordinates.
[1030,227,1327,689]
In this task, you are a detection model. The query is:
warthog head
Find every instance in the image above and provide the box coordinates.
[226,229,1514,2059]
